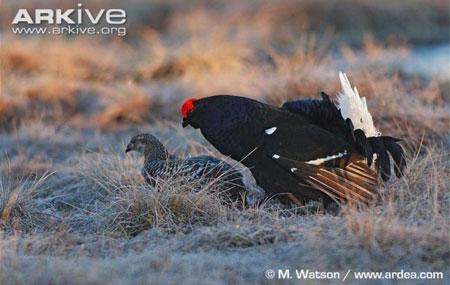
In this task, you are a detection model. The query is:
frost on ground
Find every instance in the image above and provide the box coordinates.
[1,0,449,284]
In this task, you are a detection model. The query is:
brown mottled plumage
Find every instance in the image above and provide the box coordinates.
[125,133,246,202]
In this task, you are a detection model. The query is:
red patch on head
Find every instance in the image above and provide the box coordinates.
[181,98,196,119]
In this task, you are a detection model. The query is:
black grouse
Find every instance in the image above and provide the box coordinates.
[180,73,406,206]
[125,133,246,202]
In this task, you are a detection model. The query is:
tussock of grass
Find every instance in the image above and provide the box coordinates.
[3,150,244,237]
[104,179,230,237]
[78,152,250,236]
[0,172,54,233]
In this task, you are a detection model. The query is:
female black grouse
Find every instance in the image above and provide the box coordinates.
[125,133,246,202]
[180,73,406,205]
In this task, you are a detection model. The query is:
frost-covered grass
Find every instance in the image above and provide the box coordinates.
[0,0,449,284]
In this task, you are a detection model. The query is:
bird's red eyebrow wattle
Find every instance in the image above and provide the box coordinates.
[181,98,197,118]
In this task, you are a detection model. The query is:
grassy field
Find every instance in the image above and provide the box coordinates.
[0,0,449,284]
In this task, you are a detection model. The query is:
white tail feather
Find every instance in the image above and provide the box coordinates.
[337,72,380,137]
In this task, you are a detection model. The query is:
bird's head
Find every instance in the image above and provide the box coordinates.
[180,95,264,160]
[180,95,251,130]
[181,98,198,128]
[125,133,168,161]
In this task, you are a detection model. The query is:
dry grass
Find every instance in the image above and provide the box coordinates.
[0,0,449,284]
[0,128,448,283]
[0,172,54,233]
[95,92,153,129]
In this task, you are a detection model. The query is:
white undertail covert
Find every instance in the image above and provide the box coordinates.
[337,72,380,137]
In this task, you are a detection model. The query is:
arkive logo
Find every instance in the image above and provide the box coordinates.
[12,3,126,25]
[11,3,127,36]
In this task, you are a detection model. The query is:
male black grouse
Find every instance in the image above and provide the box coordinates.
[180,73,406,205]
[125,133,246,202]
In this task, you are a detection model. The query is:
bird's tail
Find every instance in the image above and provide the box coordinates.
[337,72,380,138]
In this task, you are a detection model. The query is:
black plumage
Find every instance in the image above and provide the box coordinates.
[125,133,246,201]
[181,92,406,206]
[282,92,406,179]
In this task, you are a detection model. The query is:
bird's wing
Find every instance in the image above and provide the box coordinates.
[282,92,353,141]
[281,93,406,180]
[270,153,378,204]
[142,160,168,185]
[261,122,354,162]
[175,157,244,187]
[143,156,242,182]
[259,121,379,204]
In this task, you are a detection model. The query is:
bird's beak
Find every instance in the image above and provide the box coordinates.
[182,118,190,128]
[125,145,132,153]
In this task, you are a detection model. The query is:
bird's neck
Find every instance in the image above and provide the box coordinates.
[144,145,170,163]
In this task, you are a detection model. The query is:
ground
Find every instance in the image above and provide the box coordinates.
[0,0,449,284]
